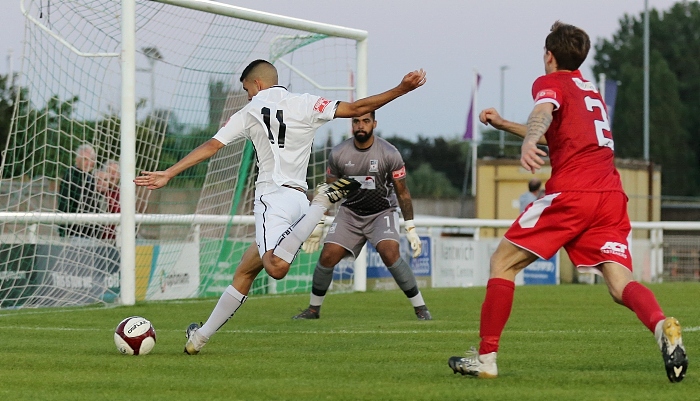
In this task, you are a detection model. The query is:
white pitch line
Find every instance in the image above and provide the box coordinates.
[2,325,698,335]
[0,307,116,318]
[0,296,288,319]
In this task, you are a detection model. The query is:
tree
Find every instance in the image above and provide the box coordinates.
[3,92,91,179]
[0,74,18,166]
[593,2,700,195]
[385,135,467,195]
[478,129,522,159]
[406,163,461,198]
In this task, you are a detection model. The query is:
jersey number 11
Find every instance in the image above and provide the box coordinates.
[262,107,286,148]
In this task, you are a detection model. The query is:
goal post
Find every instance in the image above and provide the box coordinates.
[0,0,367,308]
[121,0,137,306]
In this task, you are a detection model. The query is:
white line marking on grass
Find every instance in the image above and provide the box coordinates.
[0,295,287,318]
[2,325,104,332]
[5,326,695,336]
[0,307,115,318]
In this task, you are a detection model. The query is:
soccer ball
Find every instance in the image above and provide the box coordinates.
[114,316,157,355]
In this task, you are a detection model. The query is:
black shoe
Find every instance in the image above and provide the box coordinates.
[293,307,320,319]
[414,305,432,320]
[658,317,688,382]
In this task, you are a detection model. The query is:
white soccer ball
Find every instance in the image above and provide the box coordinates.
[114,316,157,355]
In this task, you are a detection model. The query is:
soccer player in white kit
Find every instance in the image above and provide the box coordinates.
[134,60,426,355]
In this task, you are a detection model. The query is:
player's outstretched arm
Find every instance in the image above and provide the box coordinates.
[521,103,553,173]
[134,139,225,190]
[480,108,547,145]
[334,69,426,118]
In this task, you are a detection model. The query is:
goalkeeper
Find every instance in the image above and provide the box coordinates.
[294,111,431,320]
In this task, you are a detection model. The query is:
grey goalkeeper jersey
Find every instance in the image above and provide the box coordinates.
[327,136,406,216]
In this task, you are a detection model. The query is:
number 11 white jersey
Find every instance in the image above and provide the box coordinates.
[213,86,338,194]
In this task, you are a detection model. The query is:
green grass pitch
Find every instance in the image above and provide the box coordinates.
[0,283,697,400]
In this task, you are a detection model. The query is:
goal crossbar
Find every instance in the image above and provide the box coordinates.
[153,0,368,41]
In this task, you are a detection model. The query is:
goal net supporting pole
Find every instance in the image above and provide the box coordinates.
[353,38,368,292]
[120,0,137,306]
[151,0,370,295]
[118,0,370,303]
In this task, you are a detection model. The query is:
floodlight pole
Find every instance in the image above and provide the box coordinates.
[499,65,508,156]
[6,49,12,86]
[643,0,650,162]
[146,58,157,110]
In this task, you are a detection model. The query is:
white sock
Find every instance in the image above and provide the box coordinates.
[408,292,426,308]
[273,204,327,263]
[654,318,665,349]
[310,293,325,307]
[198,285,248,339]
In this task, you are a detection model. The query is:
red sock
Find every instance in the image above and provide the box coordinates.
[621,281,665,333]
[479,278,515,355]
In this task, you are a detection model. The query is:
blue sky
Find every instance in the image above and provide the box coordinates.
[0,0,681,141]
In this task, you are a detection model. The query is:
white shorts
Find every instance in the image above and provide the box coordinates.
[253,186,310,257]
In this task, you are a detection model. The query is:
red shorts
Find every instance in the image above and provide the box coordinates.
[504,191,632,270]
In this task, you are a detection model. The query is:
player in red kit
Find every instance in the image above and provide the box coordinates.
[448,21,687,382]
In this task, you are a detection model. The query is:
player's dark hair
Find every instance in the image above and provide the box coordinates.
[370,111,375,120]
[528,179,542,193]
[545,21,590,71]
[240,59,274,82]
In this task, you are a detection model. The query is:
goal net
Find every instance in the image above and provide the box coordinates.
[0,0,365,308]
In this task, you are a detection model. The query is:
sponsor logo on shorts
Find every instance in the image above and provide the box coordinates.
[313,97,331,112]
[328,223,337,234]
[600,241,628,258]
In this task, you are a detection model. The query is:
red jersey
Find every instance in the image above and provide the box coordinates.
[532,70,623,193]
[104,189,120,239]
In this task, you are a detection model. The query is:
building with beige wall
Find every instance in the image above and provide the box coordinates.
[475,158,661,283]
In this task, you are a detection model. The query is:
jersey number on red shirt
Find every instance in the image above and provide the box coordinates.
[583,96,614,150]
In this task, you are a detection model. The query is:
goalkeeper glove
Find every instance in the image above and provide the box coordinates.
[404,219,422,258]
[301,216,325,253]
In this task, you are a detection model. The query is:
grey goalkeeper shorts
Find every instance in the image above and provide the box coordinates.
[324,207,400,259]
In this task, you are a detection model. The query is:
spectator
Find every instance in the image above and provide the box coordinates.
[518,178,542,213]
[96,160,120,240]
[58,144,99,237]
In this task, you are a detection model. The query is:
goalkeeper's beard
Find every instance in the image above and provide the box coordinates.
[353,128,373,143]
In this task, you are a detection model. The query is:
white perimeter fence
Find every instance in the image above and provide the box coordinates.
[1,213,699,300]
